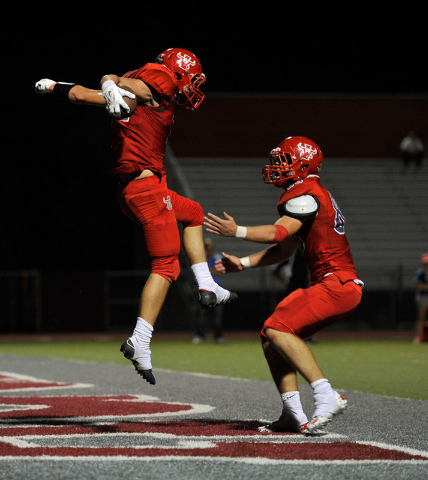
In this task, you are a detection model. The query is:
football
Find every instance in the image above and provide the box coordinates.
[117,85,138,119]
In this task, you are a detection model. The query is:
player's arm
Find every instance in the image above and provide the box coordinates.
[100,75,160,107]
[35,79,105,106]
[204,212,302,244]
[214,236,299,274]
[204,195,319,244]
[68,85,105,105]
[247,236,299,267]
[35,77,138,119]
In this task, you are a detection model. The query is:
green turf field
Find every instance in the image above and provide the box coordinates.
[0,339,426,400]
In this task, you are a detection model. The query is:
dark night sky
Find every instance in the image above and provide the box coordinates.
[14,4,428,96]
[3,5,426,271]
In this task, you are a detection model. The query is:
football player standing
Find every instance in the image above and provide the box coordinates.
[205,136,363,434]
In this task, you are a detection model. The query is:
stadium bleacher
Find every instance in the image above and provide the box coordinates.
[168,151,428,292]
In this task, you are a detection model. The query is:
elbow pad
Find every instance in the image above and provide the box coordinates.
[273,224,289,243]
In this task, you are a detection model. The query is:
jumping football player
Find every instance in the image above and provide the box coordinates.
[35,48,237,386]
[204,136,363,434]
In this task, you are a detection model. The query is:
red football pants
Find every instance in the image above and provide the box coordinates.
[262,274,363,339]
[117,175,204,283]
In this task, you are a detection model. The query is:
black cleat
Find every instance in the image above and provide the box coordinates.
[227,291,239,304]
[120,338,156,385]
[198,290,217,308]
[198,289,238,309]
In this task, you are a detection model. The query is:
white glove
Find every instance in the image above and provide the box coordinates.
[102,80,136,118]
[35,78,56,93]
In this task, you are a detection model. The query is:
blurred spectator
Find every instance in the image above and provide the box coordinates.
[192,239,225,344]
[400,130,425,173]
[414,253,428,344]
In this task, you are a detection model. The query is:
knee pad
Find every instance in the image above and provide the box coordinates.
[152,256,180,283]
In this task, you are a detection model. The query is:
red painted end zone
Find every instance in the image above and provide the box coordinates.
[0,372,427,463]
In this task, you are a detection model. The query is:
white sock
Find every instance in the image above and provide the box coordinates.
[311,378,332,394]
[191,262,230,302]
[191,262,215,290]
[131,317,153,370]
[311,378,338,417]
[280,391,308,424]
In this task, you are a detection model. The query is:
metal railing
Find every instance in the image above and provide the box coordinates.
[0,265,420,333]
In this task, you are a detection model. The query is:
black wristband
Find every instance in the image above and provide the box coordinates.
[53,82,76,99]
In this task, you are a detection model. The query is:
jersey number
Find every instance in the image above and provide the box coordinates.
[329,192,345,234]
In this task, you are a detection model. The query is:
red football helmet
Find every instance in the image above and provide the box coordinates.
[155,48,206,110]
[263,136,324,187]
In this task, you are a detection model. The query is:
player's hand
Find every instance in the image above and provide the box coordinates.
[214,253,243,273]
[204,212,238,237]
[35,78,56,93]
[102,81,136,118]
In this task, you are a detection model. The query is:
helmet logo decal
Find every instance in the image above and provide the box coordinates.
[297,142,318,161]
[177,52,196,71]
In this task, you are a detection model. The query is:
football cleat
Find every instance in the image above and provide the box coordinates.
[120,338,156,385]
[257,411,308,434]
[306,391,347,434]
[198,289,238,308]
[258,421,308,435]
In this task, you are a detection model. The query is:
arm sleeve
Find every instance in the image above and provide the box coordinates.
[130,64,178,105]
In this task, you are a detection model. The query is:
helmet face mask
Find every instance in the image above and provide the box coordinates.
[176,72,206,110]
[263,136,323,187]
[156,48,206,110]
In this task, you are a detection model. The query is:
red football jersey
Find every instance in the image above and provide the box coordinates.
[277,175,360,284]
[109,63,178,176]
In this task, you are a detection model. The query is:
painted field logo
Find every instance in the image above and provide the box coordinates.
[0,395,212,422]
[0,372,92,392]
[0,372,427,463]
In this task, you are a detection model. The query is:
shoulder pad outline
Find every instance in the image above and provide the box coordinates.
[282,195,320,219]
